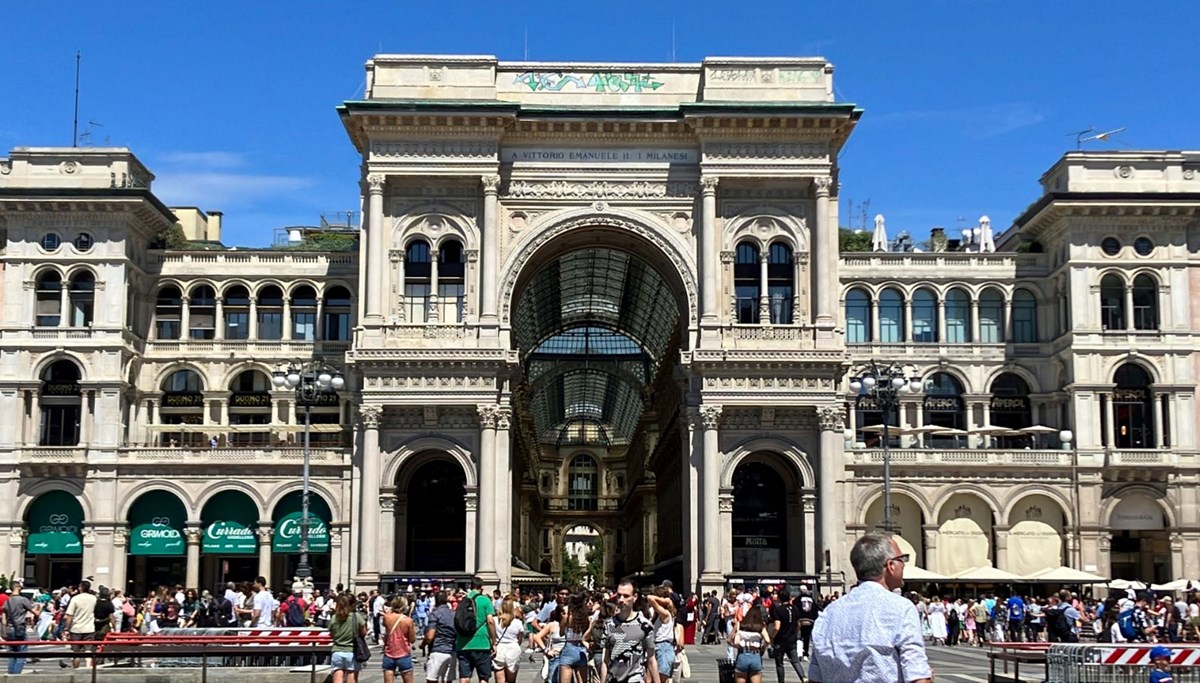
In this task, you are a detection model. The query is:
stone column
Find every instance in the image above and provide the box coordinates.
[758,251,770,322]
[870,299,880,342]
[379,493,396,573]
[495,405,513,592]
[903,298,913,342]
[698,404,723,590]
[1171,533,1185,580]
[937,299,947,342]
[480,174,501,326]
[700,176,720,328]
[180,296,191,339]
[357,404,383,585]
[1102,394,1116,447]
[257,524,273,585]
[1154,393,1165,448]
[464,491,478,573]
[817,405,846,575]
[185,525,203,589]
[214,297,224,340]
[1124,285,1135,330]
[281,297,292,341]
[248,296,259,340]
[6,529,26,581]
[812,176,835,326]
[365,174,386,320]
[428,249,441,323]
[392,252,406,321]
[718,490,734,576]
[111,527,128,592]
[994,526,1010,570]
[476,405,499,586]
[683,406,702,593]
[923,526,939,572]
[328,524,346,590]
[1097,532,1113,579]
[803,495,818,574]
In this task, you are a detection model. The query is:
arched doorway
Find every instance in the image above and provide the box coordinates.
[126,490,188,596]
[731,462,788,573]
[1006,494,1065,577]
[865,492,926,568]
[199,490,261,591]
[404,460,466,571]
[1109,491,1171,583]
[271,491,333,586]
[24,490,85,588]
[39,360,82,446]
[562,524,604,588]
[935,493,994,576]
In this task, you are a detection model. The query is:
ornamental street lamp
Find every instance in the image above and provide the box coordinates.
[849,361,922,533]
[273,361,345,579]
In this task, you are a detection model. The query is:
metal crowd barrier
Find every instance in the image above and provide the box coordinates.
[1047,643,1200,682]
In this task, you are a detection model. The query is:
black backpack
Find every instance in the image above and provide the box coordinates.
[1045,606,1077,642]
[193,600,216,627]
[454,594,479,636]
[286,598,307,627]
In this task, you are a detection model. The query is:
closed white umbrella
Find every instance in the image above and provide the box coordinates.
[872,214,889,252]
[978,215,996,253]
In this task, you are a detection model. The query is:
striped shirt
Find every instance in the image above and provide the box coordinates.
[808,581,932,683]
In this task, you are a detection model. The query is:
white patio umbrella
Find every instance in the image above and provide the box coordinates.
[1027,566,1108,583]
[1019,425,1060,448]
[1108,579,1148,591]
[971,425,1020,447]
[949,566,1024,582]
[1151,579,1200,592]
[872,214,889,252]
[859,424,912,435]
[904,565,950,582]
[930,426,970,448]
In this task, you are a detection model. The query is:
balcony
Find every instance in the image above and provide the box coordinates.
[722,324,817,349]
[145,339,349,356]
[839,251,1047,279]
[851,448,1072,467]
[541,498,622,512]
[118,446,349,465]
[17,447,88,464]
[1106,449,1179,467]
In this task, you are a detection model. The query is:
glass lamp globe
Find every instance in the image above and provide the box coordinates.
[849,379,862,393]
[862,376,877,389]
[891,376,906,389]
[331,375,346,390]
[317,372,333,386]
[909,379,923,393]
[287,371,301,387]
[272,372,287,387]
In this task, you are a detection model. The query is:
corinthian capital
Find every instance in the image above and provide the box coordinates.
[360,404,383,429]
[813,176,833,198]
[494,405,513,430]
[699,175,719,195]
[816,404,845,433]
[366,173,386,194]
[481,174,501,193]
[699,404,723,430]
[477,404,499,429]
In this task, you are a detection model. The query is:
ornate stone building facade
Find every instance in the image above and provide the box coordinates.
[0,55,1197,594]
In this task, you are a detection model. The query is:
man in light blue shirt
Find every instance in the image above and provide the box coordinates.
[808,533,932,683]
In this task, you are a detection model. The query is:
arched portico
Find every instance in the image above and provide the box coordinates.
[390,450,477,574]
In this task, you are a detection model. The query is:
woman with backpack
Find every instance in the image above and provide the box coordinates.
[329,592,368,683]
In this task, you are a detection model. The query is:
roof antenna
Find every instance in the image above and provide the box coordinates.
[1069,126,1126,150]
[671,22,676,62]
[72,51,81,147]
[524,25,529,61]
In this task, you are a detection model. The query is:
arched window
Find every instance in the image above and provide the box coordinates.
[978,288,1004,343]
[39,360,81,446]
[223,285,251,340]
[945,288,971,343]
[291,285,318,341]
[1100,274,1126,331]
[155,286,183,339]
[911,288,937,343]
[1012,289,1037,343]
[67,271,95,327]
[567,454,599,511]
[924,372,966,448]
[405,240,432,323]
[256,285,284,340]
[439,240,466,323]
[188,285,216,340]
[990,373,1032,448]
[1132,274,1158,330]
[322,286,352,341]
[845,288,871,343]
[160,369,205,446]
[35,271,62,327]
[1113,364,1154,448]
[732,462,788,572]
[227,369,272,446]
[734,241,760,324]
[767,242,794,324]
[878,288,904,343]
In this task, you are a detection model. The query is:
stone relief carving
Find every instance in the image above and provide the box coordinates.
[371,141,499,160]
[700,405,723,429]
[705,142,829,160]
[495,405,513,430]
[505,180,696,199]
[699,175,719,193]
[816,404,846,432]
[477,404,499,429]
[366,174,386,193]
[481,174,501,192]
[718,495,735,512]
[360,404,384,428]
[812,176,832,197]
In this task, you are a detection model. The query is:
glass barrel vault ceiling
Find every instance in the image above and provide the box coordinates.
[514,249,680,447]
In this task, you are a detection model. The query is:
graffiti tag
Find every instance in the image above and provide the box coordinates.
[514,71,665,93]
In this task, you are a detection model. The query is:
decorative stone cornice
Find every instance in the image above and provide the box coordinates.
[705,142,829,160]
[816,404,845,432]
[370,141,499,160]
[700,404,723,430]
[360,404,383,428]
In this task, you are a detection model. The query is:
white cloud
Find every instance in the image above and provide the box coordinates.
[870,102,1046,138]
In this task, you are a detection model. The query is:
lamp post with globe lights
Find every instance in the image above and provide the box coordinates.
[273,361,345,579]
[848,361,923,533]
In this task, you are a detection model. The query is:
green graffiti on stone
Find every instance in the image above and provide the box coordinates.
[514,72,665,93]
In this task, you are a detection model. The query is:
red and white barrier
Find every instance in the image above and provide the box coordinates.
[1101,646,1200,666]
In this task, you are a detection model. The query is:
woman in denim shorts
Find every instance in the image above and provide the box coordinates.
[728,599,771,683]
[329,593,367,683]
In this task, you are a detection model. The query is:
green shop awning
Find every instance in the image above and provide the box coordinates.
[128,490,186,556]
[272,491,332,553]
[26,490,84,555]
[201,490,259,555]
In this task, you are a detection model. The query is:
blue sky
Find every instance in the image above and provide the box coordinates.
[4,1,1197,247]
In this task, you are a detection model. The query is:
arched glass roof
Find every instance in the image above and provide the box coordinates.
[514,248,680,446]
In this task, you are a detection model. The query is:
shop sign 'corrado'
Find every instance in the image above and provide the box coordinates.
[203,520,257,554]
[272,511,329,553]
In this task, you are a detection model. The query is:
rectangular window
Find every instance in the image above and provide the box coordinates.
[438,283,465,323]
[292,312,316,341]
[735,286,759,324]
[36,301,60,327]
[767,286,793,324]
[405,284,430,323]
[878,308,902,343]
[912,307,936,343]
[323,312,350,341]
[190,311,215,340]
[225,312,249,340]
[257,312,283,340]
[979,312,1002,343]
[1013,310,1036,342]
[945,312,969,343]
[157,320,181,339]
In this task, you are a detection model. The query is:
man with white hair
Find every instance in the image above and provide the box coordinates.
[808,533,931,683]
